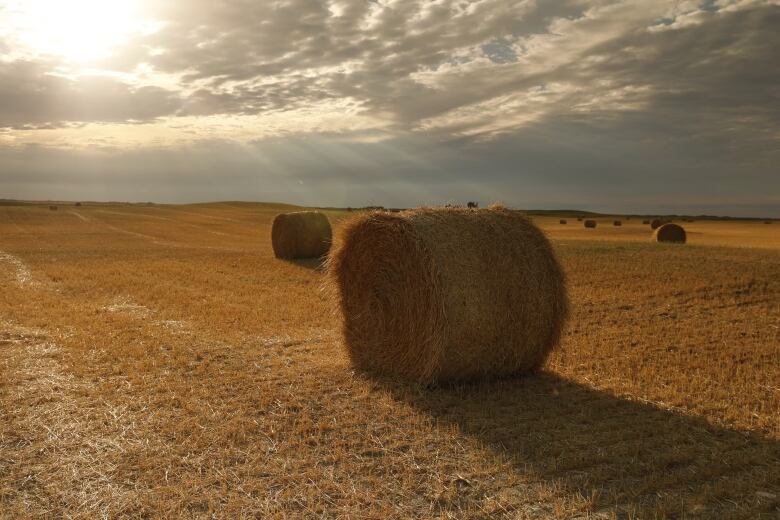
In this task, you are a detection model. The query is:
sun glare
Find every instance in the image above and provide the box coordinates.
[4,0,144,62]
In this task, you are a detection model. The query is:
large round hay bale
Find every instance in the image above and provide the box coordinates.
[271,211,332,259]
[584,219,597,228]
[650,218,663,229]
[327,207,569,383]
[613,220,622,226]
[560,219,567,224]
[653,223,686,243]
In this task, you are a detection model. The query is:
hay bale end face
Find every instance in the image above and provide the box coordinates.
[584,219,597,228]
[328,207,569,383]
[613,220,622,226]
[271,211,332,259]
[653,223,687,244]
[560,219,567,224]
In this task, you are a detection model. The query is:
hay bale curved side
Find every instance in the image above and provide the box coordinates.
[584,219,597,228]
[271,211,332,259]
[653,223,687,243]
[327,207,569,383]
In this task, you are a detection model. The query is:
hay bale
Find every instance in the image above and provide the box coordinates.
[75,202,82,207]
[327,207,569,383]
[650,219,664,229]
[584,219,597,228]
[613,220,622,226]
[765,221,773,224]
[559,219,567,224]
[271,211,332,259]
[577,217,583,221]
[49,205,58,211]
[642,220,650,225]
[653,223,686,244]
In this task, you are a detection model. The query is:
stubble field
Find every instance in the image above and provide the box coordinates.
[0,203,778,519]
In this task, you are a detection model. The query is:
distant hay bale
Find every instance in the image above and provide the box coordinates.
[49,206,58,211]
[584,219,597,228]
[75,202,82,207]
[650,219,663,229]
[765,221,773,224]
[613,220,622,226]
[327,207,569,383]
[642,220,650,225]
[577,217,583,221]
[271,211,332,259]
[653,223,686,244]
[560,219,567,224]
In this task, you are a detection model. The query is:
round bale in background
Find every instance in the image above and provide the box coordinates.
[584,219,597,228]
[642,220,650,225]
[328,206,569,384]
[613,220,622,226]
[650,219,664,229]
[271,211,332,259]
[560,219,567,224]
[653,223,686,244]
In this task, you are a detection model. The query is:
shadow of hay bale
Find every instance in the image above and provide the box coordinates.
[281,257,328,271]
[377,373,780,517]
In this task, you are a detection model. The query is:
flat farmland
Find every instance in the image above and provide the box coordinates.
[1,203,778,519]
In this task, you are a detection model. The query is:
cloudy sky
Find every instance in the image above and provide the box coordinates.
[0,0,777,215]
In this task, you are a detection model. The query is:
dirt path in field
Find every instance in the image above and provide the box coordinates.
[0,250,34,286]
[96,209,235,237]
[70,210,90,222]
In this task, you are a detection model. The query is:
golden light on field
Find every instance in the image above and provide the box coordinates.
[4,0,144,62]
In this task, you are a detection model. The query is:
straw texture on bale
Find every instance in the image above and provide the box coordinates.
[271,211,332,259]
[584,219,597,228]
[328,207,569,383]
[560,219,567,224]
[653,223,687,243]
[613,220,622,226]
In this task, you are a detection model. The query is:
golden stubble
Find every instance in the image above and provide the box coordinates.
[0,203,778,518]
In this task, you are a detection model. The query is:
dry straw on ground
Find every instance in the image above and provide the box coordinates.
[584,219,597,228]
[328,206,569,383]
[271,211,332,259]
[653,223,687,244]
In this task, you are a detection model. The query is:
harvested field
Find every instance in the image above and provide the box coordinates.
[1,203,778,518]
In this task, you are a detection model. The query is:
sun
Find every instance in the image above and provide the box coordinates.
[4,0,144,63]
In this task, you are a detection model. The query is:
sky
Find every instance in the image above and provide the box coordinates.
[0,0,778,216]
